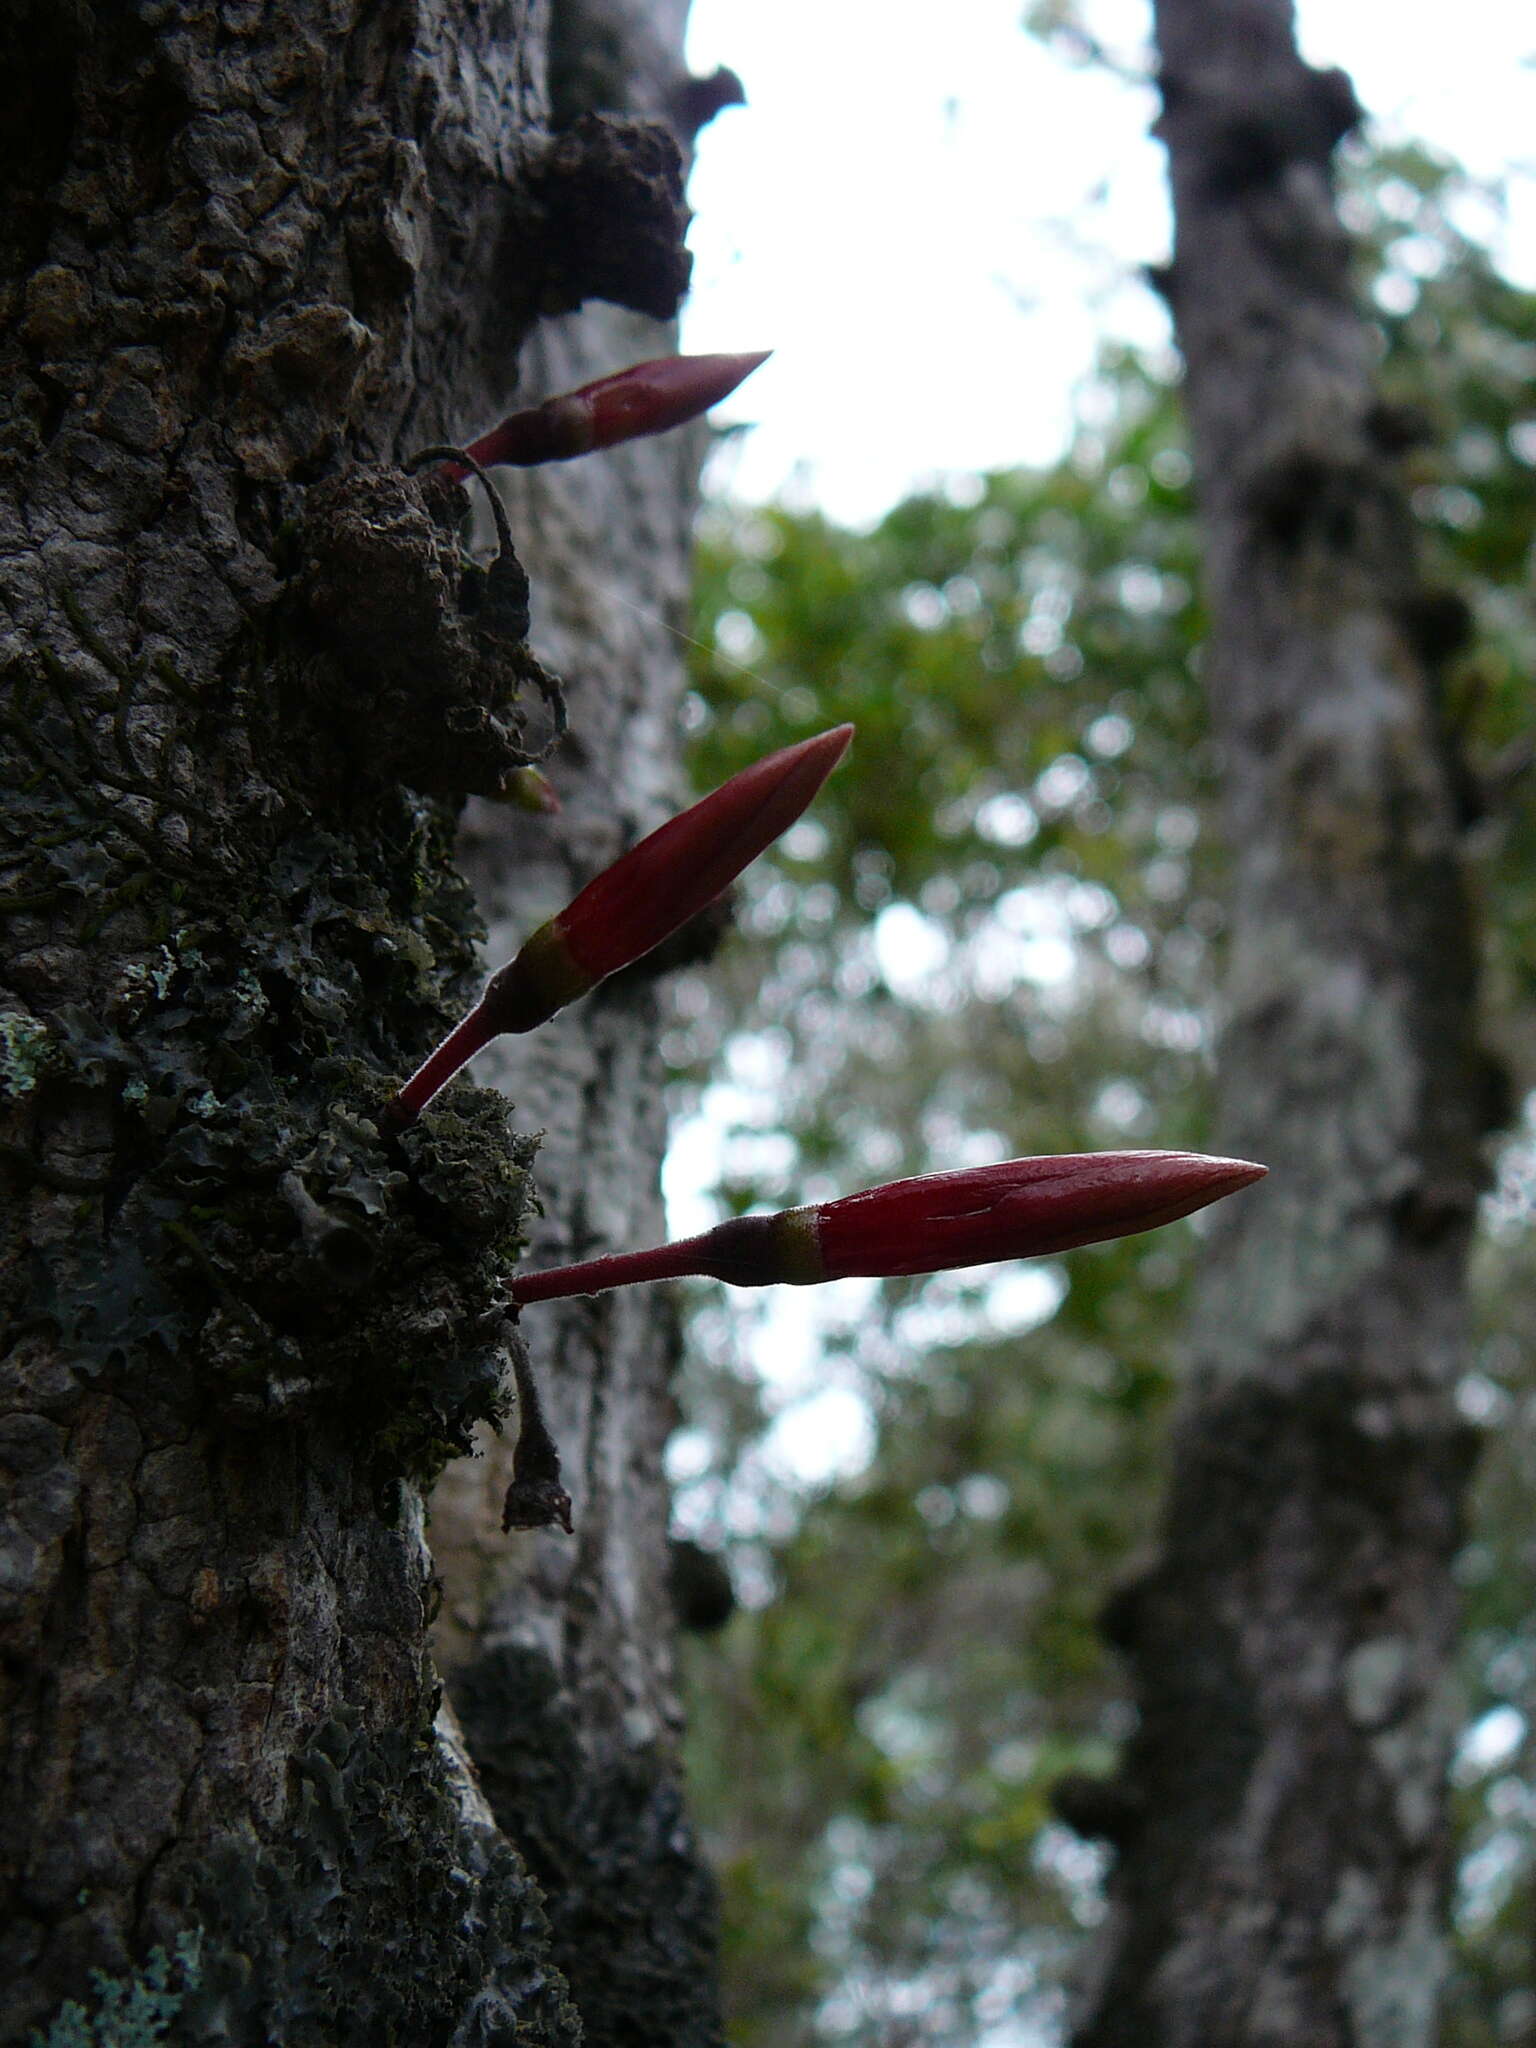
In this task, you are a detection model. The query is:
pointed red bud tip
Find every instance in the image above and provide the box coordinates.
[447,352,772,479]
[803,1150,1268,1281]
[527,721,853,991]
[506,1151,1267,1305]
[384,723,852,1128]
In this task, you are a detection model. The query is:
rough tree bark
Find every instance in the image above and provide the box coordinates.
[0,2,724,2041]
[1068,7,1492,2045]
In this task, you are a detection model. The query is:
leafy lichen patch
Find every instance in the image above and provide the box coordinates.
[453,1644,726,2048]
[171,1716,583,2048]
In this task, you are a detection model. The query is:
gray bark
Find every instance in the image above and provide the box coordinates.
[432,279,725,2048]
[1069,6,1491,2045]
[0,1,721,2041]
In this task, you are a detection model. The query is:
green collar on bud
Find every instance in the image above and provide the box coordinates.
[770,1205,827,1286]
[482,918,598,1034]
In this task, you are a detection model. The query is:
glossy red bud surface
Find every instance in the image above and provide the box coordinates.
[507,1151,1267,1305]
[440,352,771,480]
[811,1151,1268,1279]
[545,723,853,987]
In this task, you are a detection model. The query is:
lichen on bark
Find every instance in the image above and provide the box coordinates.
[1,0,721,2039]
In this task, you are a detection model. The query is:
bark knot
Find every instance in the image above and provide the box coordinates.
[295,463,563,797]
[528,112,692,321]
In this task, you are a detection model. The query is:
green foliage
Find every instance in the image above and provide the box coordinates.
[1344,139,1536,1069]
[674,342,1216,2042]
[680,343,1217,1211]
[673,136,1536,2045]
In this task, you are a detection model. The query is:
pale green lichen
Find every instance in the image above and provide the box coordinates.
[0,1009,53,1098]
[29,1931,202,2048]
[230,967,268,1022]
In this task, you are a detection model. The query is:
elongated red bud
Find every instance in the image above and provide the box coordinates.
[385,724,853,1127]
[440,352,771,480]
[507,1151,1268,1305]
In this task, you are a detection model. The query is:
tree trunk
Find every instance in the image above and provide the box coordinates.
[0,2,720,2041]
[427,319,718,2036]
[1070,6,1490,2044]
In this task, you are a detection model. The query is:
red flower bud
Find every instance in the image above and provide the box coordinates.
[439,352,771,480]
[384,724,853,1127]
[507,1151,1268,1305]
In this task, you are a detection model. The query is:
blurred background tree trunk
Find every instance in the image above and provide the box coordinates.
[0,1,721,2041]
[1071,3,1494,2041]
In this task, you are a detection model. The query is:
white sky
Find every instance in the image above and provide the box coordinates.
[681,0,1536,525]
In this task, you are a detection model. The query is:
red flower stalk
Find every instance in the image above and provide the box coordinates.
[507,1151,1268,1305]
[385,724,854,1127]
[438,352,771,481]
